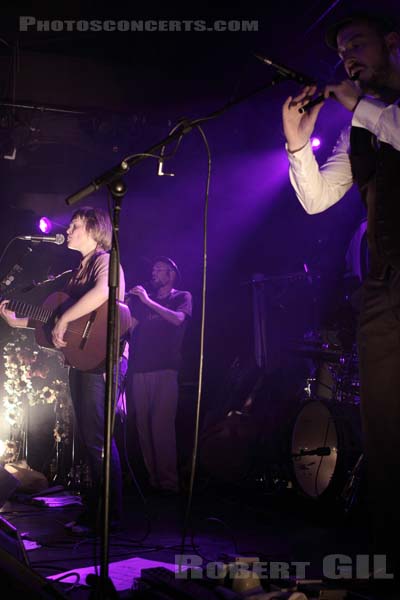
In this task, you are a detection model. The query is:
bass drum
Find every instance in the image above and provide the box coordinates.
[291,400,362,499]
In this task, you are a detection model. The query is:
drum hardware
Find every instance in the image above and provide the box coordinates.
[304,366,338,402]
[281,326,362,504]
[340,453,364,513]
[288,344,344,364]
[290,333,360,405]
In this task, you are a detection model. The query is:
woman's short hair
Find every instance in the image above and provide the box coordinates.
[72,206,112,251]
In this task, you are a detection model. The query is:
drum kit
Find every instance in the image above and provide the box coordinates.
[289,329,363,507]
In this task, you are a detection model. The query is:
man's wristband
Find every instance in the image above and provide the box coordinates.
[287,141,308,154]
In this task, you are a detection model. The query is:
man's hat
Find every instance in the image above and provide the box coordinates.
[325,12,399,51]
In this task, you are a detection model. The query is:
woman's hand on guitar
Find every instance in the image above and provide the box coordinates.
[52,317,68,348]
[0,300,19,327]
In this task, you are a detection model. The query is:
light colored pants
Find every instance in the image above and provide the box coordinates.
[132,370,179,492]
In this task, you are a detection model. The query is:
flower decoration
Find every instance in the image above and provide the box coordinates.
[1,329,71,462]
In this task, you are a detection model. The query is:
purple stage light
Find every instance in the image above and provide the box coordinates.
[38,217,52,233]
[311,137,321,149]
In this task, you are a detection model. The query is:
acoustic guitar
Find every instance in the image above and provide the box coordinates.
[1,291,132,372]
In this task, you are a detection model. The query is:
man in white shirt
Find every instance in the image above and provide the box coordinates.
[282,12,400,585]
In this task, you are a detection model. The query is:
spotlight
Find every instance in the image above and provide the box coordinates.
[311,137,321,150]
[38,217,52,234]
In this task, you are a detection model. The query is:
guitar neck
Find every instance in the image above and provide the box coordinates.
[0,296,53,324]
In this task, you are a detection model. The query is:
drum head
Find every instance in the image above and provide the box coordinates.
[291,400,338,498]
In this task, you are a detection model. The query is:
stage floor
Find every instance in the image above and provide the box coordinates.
[0,484,394,598]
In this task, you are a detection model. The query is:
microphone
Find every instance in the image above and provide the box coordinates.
[254,54,316,85]
[17,234,65,245]
[298,94,330,114]
[298,73,360,113]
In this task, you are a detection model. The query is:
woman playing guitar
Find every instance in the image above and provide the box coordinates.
[0,206,128,536]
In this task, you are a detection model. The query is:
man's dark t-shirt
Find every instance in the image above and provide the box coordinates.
[129,289,192,373]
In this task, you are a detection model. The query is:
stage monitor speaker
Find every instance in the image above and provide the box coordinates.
[4,461,48,494]
[0,464,20,507]
[0,515,67,599]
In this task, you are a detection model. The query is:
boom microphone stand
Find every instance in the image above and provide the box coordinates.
[100,181,126,597]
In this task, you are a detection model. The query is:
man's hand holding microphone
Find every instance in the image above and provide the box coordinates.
[282,76,362,153]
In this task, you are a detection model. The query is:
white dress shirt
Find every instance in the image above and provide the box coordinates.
[286,97,400,214]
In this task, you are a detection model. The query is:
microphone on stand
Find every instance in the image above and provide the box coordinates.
[298,94,331,114]
[298,72,360,113]
[254,54,316,85]
[17,234,65,245]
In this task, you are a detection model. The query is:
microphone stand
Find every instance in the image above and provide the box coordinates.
[65,72,293,207]
[99,180,125,599]
[64,71,298,599]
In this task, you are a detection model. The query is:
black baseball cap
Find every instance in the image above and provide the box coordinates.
[325,12,399,51]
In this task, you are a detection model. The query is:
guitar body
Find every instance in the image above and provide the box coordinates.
[34,292,131,372]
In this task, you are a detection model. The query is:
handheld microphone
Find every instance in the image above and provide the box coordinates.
[298,73,360,114]
[298,94,330,114]
[18,234,65,245]
[254,54,316,85]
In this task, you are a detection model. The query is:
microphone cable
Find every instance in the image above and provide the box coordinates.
[177,121,212,571]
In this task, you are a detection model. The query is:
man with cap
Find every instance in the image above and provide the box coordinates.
[127,257,192,494]
[282,11,400,584]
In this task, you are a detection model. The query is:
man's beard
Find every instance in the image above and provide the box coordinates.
[358,49,392,94]
[150,279,162,289]
[359,71,388,94]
